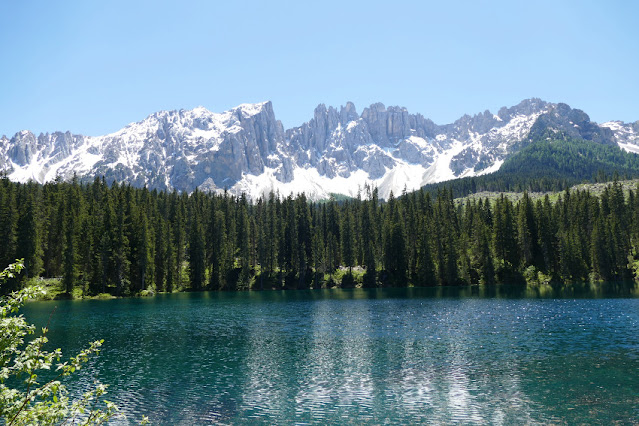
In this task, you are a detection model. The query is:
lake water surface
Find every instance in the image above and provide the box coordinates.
[23,286,639,424]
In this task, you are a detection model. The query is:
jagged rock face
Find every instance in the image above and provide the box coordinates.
[1,131,87,182]
[597,119,639,155]
[105,102,287,191]
[6,131,82,167]
[443,99,552,174]
[529,103,616,145]
[7,131,38,166]
[1,102,287,192]
[1,98,637,200]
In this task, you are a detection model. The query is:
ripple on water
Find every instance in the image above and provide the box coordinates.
[21,290,639,424]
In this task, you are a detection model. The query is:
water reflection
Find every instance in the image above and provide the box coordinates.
[294,299,375,421]
[19,286,639,424]
[241,306,289,419]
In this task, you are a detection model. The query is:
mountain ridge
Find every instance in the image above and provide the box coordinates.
[2,99,638,200]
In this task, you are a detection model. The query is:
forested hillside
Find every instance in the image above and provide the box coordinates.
[422,135,639,197]
[1,174,638,296]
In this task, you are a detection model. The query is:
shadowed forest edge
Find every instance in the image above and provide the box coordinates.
[2,171,639,299]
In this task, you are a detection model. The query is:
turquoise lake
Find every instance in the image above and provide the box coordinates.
[22,286,639,424]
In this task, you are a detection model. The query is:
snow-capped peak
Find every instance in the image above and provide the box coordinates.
[1,99,636,200]
[234,101,271,117]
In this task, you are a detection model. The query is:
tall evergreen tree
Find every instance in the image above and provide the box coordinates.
[112,191,131,295]
[16,189,42,279]
[416,218,436,286]
[165,222,175,293]
[61,217,76,294]
[0,181,18,269]
[360,199,377,287]
[154,217,167,292]
[188,204,206,290]
[492,195,519,282]
[236,196,250,287]
[340,205,355,275]
[517,192,538,268]
[61,190,79,294]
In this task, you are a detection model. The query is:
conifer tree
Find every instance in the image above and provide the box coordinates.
[42,183,64,278]
[62,196,77,294]
[266,192,279,277]
[153,216,166,292]
[311,216,325,287]
[326,233,339,282]
[16,189,42,279]
[282,196,298,282]
[416,217,436,286]
[165,222,175,293]
[171,193,186,289]
[492,195,519,281]
[382,193,407,285]
[208,210,227,290]
[360,199,377,287]
[434,189,458,285]
[188,204,206,290]
[536,195,558,277]
[2,174,639,292]
[112,192,131,295]
[133,209,152,292]
[382,191,396,274]
[325,202,341,278]
[236,196,250,286]
[471,221,495,285]
[590,216,610,281]
[517,192,538,268]
[295,194,312,287]
[340,205,355,275]
[255,198,267,289]
[0,181,18,270]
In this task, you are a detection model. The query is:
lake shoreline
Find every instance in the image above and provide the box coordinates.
[25,277,639,303]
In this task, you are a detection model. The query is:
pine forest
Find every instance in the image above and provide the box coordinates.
[1,174,638,297]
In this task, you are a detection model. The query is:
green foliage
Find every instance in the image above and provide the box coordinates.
[0,260,120,425]
[1,174,639,294]
[500,136,639,180]
[421,136,639,198]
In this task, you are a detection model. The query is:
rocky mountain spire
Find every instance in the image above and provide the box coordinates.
[1,99,637,200]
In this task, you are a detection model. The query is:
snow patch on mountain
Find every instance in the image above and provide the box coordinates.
[600,121,639,153]
[1,99,636,200]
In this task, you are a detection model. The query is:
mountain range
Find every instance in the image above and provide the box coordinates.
[1,99,638,200]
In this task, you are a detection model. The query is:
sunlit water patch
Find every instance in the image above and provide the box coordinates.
[22,287,639,424]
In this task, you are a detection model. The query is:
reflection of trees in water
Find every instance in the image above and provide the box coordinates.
[27,290,638,424]
[293,300,375,421]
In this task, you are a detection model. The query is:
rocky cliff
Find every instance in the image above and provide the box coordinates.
[1,99,637,199]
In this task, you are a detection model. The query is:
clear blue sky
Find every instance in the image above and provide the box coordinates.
[1,0,637,137]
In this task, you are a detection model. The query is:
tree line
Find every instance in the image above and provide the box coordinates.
[422,135,639,198]
[0,176,638,296]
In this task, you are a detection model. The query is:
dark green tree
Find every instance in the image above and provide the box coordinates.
[188,204,206,290]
